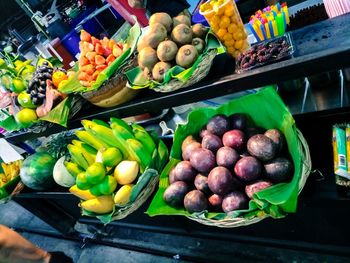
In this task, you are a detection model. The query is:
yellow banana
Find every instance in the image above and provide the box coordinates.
[126,138,152,172]
[131,124,156,156]
[64,161,84,177]
[75,130,108,151]
[110,122,134,141]
[110,117,133,134]
[83,120,129,159]
[68,144,94,170]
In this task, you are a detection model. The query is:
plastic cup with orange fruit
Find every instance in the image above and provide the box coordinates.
[200,0,249,58]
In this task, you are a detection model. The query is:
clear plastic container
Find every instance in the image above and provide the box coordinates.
[200,0,249,58]
[235,33,295,73]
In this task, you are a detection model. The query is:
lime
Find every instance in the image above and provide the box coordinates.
[76,172,92,190]
[15,108,37,127]
[14,60,24,67]
[86,162,106,184]
[11,78,26,93]
[102,147,122,167]
[17,91,37,109]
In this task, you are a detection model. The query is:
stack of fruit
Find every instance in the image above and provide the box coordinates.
[77,30,127,88]
[63,118,157,214]
[163,113,293,214]
[0,160,22,188]
[137,12,209,82]
[200,0,248,58]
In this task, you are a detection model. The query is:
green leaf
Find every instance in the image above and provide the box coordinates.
[39,96,72,127]
[147,87,303,221]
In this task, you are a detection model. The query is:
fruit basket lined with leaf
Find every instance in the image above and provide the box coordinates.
[0,160,23,203]
[52,118,169,224]
[0,57,83,133]
[58,22,141,108]
[125,12,224,93]
[147,87,311,227]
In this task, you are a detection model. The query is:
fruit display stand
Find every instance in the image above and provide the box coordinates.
[2,11,350,261]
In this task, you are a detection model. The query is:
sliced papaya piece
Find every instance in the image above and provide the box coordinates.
[80,80,92,87]
[106,54,116,64]
[92,71,101,81]
[96,64,107,71]
[108,39,117,49]
[80,64,95,75]
[112,46,123,57]
[95,43,104,55]
[86,51,97,63]
[82,42,94,53]
[103,47,112,57]
[101,37,109,48]
[79,56,89,67]
[80,30,91,42]
[91,36,100,46]
[95,55,106,65]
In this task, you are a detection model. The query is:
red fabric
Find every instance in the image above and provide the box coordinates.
[107,0,149,27]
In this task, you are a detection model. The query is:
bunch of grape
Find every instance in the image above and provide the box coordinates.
[237,37,290,70]
[27,62,53,105]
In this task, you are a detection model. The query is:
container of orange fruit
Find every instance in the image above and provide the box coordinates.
[200,0,249,58]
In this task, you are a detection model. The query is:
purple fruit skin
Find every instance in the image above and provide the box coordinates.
[202,134,223,153]
[208,194,223,211]
[174,161,196,182]
[169,168,177,184]
[182,141,201,161]
[245,180,273,199]
[229,113,247,130]
[216,146,240,168]
[208,166,234,195]
[200,128,212,138]
[264,157,293,183]
[190,148,216,173]
[206,115,230,137]
[194,174,210,194]
[222,130,246,151]
[222,191,248,212]
[234,156,262,182]
[247,134,277,161]
[184,190,208,213]
[245,127,265,140]
[264,129,285,154]
[163,181,189,207]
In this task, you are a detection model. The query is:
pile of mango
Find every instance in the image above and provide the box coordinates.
[0,160,22,188]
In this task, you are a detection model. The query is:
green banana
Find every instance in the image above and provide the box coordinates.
[64,161,83,177]
[131,124,156,156]
[92,119,110,128]
[82,120,129,158]
[110,117,133,134]
[75,130,108,151]
[110,122,134,140]
[68,144,95,170]
[72,140,98,157]
[126,138,152,172]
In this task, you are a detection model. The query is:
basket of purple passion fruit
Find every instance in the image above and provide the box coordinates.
[147,86,311,227]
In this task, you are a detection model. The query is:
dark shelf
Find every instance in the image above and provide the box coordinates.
[4,13,350,143]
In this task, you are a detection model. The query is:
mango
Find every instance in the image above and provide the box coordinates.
[114,184,133,206]
[81,195,114,214]
[114,160,139,185]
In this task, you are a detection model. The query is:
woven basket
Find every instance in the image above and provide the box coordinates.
[153,49,218,93]
[81,57,139,108]
[187,129,311,228]
[110,173,159,220]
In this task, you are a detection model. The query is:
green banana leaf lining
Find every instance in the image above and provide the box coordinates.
[147,87,303,221]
